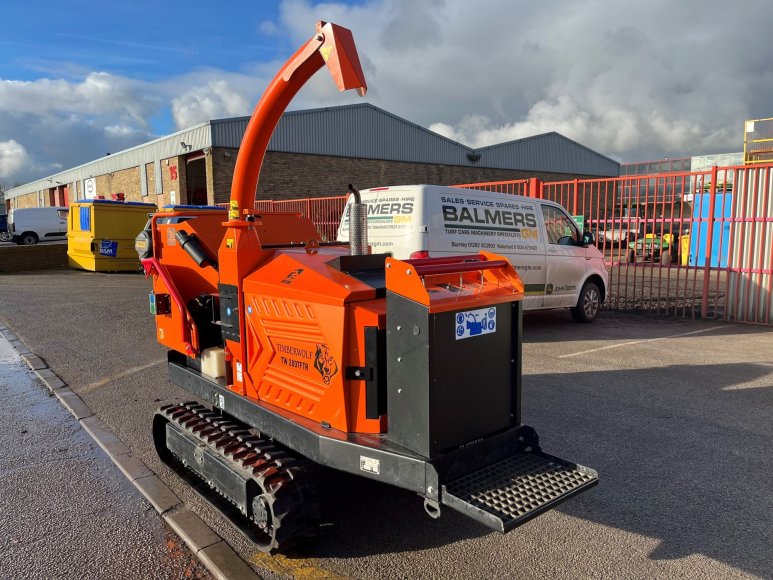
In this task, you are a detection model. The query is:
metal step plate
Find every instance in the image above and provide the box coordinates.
[441,451,598,532]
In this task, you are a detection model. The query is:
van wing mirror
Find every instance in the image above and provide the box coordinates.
[582,231,595,247]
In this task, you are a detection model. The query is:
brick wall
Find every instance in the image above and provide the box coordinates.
[210,148,237,204]
[0,243,68,272]
[94,167,142,201]
[13,192,38,209]
[223,150,604,203]
[207,149,600,205]
[9,150,609,210]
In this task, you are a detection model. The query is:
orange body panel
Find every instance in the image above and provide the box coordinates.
[237,212,321,246]
[148,209,227,354]
[385,251,524,313]
[148,210,525,435]
[239,248,383,433]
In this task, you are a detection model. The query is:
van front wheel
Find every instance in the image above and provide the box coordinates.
[571,281,601,323]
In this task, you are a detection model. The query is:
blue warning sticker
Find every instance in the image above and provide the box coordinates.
[455,307,496,340]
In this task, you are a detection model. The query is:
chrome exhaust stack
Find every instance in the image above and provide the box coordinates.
[347,184,368,256]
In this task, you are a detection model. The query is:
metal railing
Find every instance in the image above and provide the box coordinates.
[460,167,772,323]
[246,165,772,324]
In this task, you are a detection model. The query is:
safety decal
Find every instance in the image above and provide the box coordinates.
[281,268,304,284]
[455,307,496,340]
[360,455,380,475]
[99,240,118,257]
[313,344,338,385]
[523,283,546,296]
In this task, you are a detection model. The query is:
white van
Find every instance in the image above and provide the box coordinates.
[8,206,69,245]
[337,185,609,322]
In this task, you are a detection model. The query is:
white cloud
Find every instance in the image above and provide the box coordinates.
[171,78,253,128]
[427,122,457,141]
[0,140,30,177]
[0,73,157,127]
[0,72,161,182]
[4,0,773,184]
[272,0,773,160]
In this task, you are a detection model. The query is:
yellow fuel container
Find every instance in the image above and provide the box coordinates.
[68,200,156,272]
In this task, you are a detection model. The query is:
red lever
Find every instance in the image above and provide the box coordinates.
[413,260,509,277]
[404,254,486,267]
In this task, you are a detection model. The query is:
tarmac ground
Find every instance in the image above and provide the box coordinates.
[0,333,209,579]
[0,269,770,579]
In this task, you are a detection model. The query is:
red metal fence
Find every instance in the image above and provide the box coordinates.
[461,165,773,324]
[250,164,772,324]
[248,196,347,241]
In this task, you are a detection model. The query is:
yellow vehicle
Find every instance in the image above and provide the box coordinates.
[627,221,685,265]
[68,199,156,271]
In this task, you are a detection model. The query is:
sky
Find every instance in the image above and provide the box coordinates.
[2,0,773,186]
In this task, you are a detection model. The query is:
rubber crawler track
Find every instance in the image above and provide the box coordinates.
[154,402,320,553]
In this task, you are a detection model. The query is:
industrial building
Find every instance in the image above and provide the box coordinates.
[4,103,620,211]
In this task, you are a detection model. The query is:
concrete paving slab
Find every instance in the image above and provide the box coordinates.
[21,352,46,370]
[55,387,94,420]
[111,451,155,482]
[165,509,222,553]
[80,414,132,457]
[34,367,66,389]
[134,474,182,514]
[198,541,260,580]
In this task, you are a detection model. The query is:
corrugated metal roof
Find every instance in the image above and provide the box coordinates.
[475,132,619,176]
[7,104,619,200]
[219,105,618,175]
[212,104,474,166]
[6,124,212,199]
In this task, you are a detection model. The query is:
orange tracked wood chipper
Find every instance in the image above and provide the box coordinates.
[138,21,597,552]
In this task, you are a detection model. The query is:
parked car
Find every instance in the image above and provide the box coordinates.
[7,206,69,245]
[597,219,637,247]
[0,214,10,242]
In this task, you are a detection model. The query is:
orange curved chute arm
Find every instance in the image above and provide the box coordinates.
[229,21,367,220]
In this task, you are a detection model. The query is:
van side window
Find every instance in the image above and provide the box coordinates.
[57,210,69,220]
[541,205,580,245]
